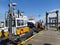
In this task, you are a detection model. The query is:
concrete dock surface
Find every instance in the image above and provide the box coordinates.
[24,30,60,45]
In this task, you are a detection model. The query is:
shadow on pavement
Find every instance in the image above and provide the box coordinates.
[43,43,51,45]
[28,44,32,45]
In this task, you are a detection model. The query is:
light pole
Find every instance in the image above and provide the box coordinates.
[38,14,41,22]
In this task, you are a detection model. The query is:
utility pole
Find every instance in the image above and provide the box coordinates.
[38,14,41,22]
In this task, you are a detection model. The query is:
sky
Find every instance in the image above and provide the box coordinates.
[0,0,60,23]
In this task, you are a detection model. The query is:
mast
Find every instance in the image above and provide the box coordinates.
[8,0,12,34]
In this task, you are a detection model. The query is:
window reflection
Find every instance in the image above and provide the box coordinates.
[17,20,24,26]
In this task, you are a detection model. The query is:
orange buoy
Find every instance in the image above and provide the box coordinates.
[20,29,24,34]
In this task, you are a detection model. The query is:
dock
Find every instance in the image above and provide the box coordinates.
[22,30,60,45]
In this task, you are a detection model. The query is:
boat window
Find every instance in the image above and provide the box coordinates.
[17,20,24,26]
[5,20,16,27]
[24,20,27,25]
[5,20,8,27]
[12,20,16,27]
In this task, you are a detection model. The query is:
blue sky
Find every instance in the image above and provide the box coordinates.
[0,0,60,22]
